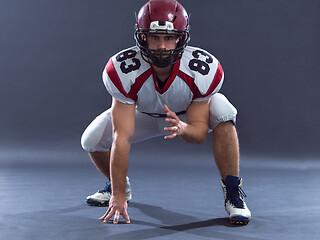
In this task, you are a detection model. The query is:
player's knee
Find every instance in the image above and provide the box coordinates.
[80,130,96,152]
[209,93,237,130]
[81,110,113,152]
[80,129,111,152]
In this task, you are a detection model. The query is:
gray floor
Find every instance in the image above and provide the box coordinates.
[1,140,320,240]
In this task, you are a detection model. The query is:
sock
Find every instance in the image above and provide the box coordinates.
[224,175,240,186]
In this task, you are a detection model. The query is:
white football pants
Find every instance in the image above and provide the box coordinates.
[81,93,237,152]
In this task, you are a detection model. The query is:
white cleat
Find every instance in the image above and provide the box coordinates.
[221,176,251,224]
[86,176,132,207]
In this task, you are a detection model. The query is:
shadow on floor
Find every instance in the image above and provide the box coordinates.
[102,202,252,240]
[129,202,243,228]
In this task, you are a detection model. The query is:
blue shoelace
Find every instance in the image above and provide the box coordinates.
[98,181,111,193]
[226,185,247,209]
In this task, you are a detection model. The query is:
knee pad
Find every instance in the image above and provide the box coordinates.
[80,110,113,152]
[209,93,237,130]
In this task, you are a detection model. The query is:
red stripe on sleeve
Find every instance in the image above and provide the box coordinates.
[105,58,131,99]
[178,62,223,100]
[202,62,223,98]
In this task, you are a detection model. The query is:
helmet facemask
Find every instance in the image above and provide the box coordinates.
[134,25,190,68]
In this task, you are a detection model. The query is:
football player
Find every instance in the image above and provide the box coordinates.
[81,0,251,225]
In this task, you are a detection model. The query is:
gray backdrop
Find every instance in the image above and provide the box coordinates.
[1,0,319,158]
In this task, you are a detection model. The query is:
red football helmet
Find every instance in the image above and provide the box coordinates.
[135,0,190,68]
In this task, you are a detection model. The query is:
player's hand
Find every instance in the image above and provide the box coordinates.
[163,104,187,140]
[99,195,130,224]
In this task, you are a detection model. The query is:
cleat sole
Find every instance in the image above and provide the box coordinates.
[229,216,250,225]
[86,199,130,207]
[86,199,109,207]
[230,220,249,225]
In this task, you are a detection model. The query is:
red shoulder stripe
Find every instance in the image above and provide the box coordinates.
[178,62,223,100]
[202,62,223,98]
[105,58,131,99]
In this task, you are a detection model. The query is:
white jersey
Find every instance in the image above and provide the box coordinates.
[103,46,224,115]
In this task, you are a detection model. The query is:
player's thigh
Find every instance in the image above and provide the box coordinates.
[209,93,237,130]
[81,109,165,152]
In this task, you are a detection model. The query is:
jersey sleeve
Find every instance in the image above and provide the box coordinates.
[102,46,146,104]
[192,62,224,102]
[179,46,224,102]
[103,57,136,104]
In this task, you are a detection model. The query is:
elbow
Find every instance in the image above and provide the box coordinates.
[185,133,207,144]
[182,125,208,144]
[195,135,207,144]
[195,127,208,144]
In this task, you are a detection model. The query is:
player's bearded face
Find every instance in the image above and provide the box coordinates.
[145,34,178,59]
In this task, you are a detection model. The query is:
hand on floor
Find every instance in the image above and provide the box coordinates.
[99,195,130,224]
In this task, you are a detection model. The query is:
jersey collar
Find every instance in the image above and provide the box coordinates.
[151,60,180,94]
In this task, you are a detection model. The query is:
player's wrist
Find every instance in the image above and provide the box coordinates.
[180,121,207,144]
[178,121,187,135]
[111,192,127,201]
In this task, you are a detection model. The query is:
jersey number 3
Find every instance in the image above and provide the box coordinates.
[116,50,141,74]
[189,50,213,75]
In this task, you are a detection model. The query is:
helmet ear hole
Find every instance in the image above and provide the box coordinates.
[141,34,146,41]
[176,35,183,44]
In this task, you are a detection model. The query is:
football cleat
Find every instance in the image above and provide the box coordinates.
[86,176,132,207]
[221,175,251,225]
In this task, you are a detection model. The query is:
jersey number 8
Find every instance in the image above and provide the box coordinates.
[188,50,213,75]
[116,50,141,74]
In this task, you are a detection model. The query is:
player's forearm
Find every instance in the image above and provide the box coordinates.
[110,136,131,198]
[180,121,208,144]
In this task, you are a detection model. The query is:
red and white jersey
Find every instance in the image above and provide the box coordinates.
[103,46,224,115]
